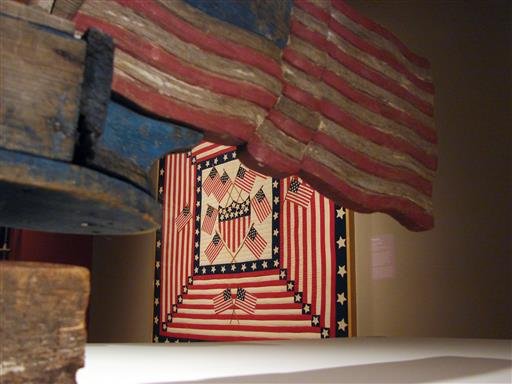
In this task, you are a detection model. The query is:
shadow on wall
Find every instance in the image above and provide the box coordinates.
[180,356,512,383]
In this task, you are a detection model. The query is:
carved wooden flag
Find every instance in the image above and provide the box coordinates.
[74,0,437,231]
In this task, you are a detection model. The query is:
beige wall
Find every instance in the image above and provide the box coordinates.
[88,1,511,341]
[88,233,156,342]
[348,0,511,338]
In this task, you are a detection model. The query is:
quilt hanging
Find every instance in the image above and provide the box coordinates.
[153,142,353,342]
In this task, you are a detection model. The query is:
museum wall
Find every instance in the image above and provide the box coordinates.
[348,0,511,338]
[87,0,511,341]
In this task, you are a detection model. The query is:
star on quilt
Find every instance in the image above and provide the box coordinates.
[154,298,159,306]
[251,263,257,271]
[160,168,165,176]
[202,267,206,274]
[337,319,348,331]
[155,280,160,287]
[337,236,346,249]
[211,266,216,273]
[273,260,279,267]
[303,304,310,313]
[262,261,268,269]
[321,328,329,338]
[337,292,347,305]
[221,266,226,273]
[338,265,347,278]
[273,246,279,255]
[231,264,237,271]
[156,240,161,248]
[241,264,247,271]
[154,316,158,324]
[273,229,279,236]
[273,180,278,189]
[273,212,279,220]
[336,207,345,219]
[156,261,160,269]
[312,315,320,326]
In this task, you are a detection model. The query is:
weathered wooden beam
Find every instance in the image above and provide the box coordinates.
[89,101,203,193]
[0,261,90,384]
[0,148,162,235]
[0,1,85,161]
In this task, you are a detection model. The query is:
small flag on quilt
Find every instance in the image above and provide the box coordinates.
[201,205,218,235]
[205,232,223,264]
[203,167,220,196]
[175,205,191,232]
[213,170,233,202]
[285,177,314,208]
[245,225,267,259]
[234,165,258,194]
[213,288,233,314]
[252,188,271,223]
[235,288,257,315]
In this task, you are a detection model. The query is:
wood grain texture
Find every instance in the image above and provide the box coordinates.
[0,148,162,235]
[0,11,85,161]
[51,0,84,19]
[0,0,75,34]
[90,101,203,192]
[75,0,438,231]
[0,261,89,384]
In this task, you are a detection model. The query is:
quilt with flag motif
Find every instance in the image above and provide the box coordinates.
[153,142,353,342]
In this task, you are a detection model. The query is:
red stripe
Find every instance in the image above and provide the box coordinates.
[192,143,235,161]
[293,204,300,291]
[295,0,330,22]
[321,99,437,170]
[329,18,434,93]
[301,157,434,231]
[188,280,284,290]
[268,109,315,143]
[179,303,302,310]
[283,48,324,79]
[114,0,282,79]
[314,131,432,196]
[164,332,286,342]
[290,19,433,116]
[246,134,302,176]
[331,0,431,69]
[193,269,279,281]
[112,75,254,142]
[290,18,329,51]
[170,322,317,333]
[326,41,434,116]
[283,83,436,170]
[74,13,277,108]
[172,313,311,321]
[323,69,436,143]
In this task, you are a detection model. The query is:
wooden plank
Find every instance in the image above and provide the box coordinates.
[0,0,75,34]
[0,12,85,161]
[52,0,84,19]
[0,148,162,235]
[0,261,89,384]
[89,101,203,193]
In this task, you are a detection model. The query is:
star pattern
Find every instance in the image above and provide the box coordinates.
[337,236,346,248]
[337,319,348,332]
[336,207,345,219]
[337,292,347,305]
[338,265,347,278]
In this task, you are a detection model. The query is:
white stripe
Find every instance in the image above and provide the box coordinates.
[315,193,322,316]
[192,274,280,286]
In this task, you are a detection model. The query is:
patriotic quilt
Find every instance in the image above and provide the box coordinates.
[153,142,352,342]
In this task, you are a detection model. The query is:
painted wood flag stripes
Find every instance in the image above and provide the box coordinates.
[74,0,437,231]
